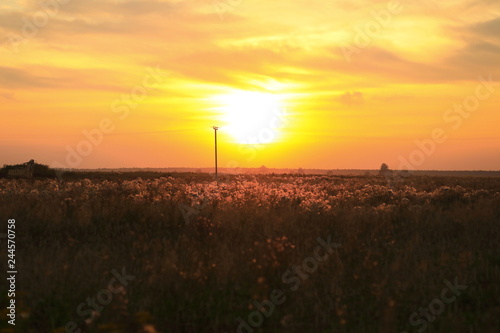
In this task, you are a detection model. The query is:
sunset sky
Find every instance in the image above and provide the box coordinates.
[1,0,499,170]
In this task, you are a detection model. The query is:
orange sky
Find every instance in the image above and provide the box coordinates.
[1,0,499,170]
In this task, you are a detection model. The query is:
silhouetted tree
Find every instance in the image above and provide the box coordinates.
[378,163,390,176]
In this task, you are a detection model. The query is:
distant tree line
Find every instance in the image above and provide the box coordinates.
[0,160,56,178]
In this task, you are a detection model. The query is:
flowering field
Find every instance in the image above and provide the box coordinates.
[1,173,499,333]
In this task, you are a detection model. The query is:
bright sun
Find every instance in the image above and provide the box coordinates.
[216,91,286,144]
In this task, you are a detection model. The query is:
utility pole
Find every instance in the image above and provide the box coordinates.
[213,126,218,181]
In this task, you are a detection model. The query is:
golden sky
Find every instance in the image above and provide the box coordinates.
[1,0,499,170]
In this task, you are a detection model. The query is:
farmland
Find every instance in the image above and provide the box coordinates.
[0,173,499,333]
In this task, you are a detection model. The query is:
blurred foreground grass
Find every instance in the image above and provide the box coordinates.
[0,173,499,332]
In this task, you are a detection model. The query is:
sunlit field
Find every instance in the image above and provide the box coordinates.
[1,173,499,333]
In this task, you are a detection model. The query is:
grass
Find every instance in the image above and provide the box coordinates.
[0,173,499,332]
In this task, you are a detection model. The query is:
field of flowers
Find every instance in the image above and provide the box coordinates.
[0,173,499,333]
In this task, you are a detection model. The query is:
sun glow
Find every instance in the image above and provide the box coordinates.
[215,91,287,144]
